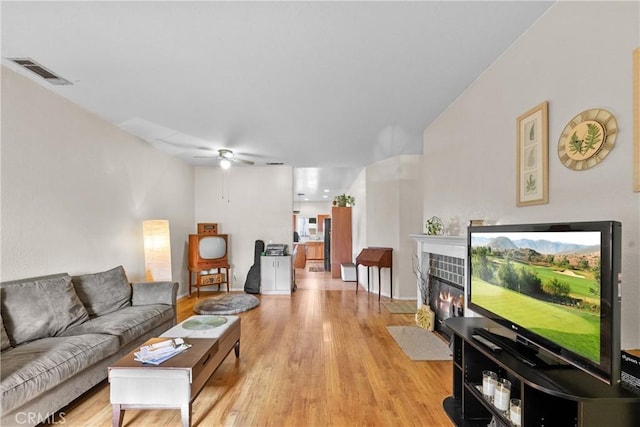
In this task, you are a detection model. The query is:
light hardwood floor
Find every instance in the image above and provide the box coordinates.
[51,263,453,426]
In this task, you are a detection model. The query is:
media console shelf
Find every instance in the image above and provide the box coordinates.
[444,317,640,427]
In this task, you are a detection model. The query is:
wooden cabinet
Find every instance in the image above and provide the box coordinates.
[305,242,324,260]
[260,256,292,295]
[293,243,306,269]
[330,207,352,278]
[444,317,640,427]
[317,214,330,233]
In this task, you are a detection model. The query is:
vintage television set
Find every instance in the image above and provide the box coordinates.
[467,220,622,385]
[188,233,228,270]
[188,232,229,297]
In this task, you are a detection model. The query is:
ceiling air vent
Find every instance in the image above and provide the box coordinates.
[266,162,284,166]
[9,58,72,85]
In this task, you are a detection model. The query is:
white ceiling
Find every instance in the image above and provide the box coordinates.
[1,1,553,201]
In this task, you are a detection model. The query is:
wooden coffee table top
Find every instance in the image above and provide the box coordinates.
[110,337,219,370]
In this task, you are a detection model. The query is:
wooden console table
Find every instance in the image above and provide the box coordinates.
[355,247,393,300]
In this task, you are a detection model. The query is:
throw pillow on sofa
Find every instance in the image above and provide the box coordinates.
[0,274,90,347]
[72,266,132,317]
[1,314,12,351]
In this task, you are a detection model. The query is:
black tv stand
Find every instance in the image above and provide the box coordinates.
[472,327,563,368]
[445,317,640,427]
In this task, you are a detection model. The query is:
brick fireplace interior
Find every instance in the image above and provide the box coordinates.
[411,234,468,341]
[425,253,465,341]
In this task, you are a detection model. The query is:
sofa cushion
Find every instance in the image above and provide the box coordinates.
[59,304,174,346]
[0,333,119,414]
[72,266,132,317]
[1,316,11,352]
[0,274,90,347]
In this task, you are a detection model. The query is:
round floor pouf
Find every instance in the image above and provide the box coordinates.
[193,293,260,315]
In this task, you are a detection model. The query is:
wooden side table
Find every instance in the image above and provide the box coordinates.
[189,265,230,298]
[108,338,219,427]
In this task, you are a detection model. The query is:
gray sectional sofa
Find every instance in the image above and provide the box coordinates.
[0,266,178,426]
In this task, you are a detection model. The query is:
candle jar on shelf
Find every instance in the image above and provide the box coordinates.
[510,398,522,426]
[482,370,498,402]
[493,378,511,412]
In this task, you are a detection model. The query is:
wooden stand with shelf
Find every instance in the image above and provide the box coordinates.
[444,317,640,427]
[189,266,229,299]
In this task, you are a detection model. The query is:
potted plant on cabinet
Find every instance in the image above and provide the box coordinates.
[333,194,355,207]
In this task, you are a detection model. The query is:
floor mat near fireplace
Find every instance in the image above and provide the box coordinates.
[381,300,417,314]
[386,326,452,361]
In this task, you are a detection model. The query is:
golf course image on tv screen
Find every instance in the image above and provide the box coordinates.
[470,230,601,363]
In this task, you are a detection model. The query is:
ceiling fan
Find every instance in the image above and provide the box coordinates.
[196,149,255,169]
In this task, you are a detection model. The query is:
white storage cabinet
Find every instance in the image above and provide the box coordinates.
[260,255,292,295]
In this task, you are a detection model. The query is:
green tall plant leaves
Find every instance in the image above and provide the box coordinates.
[583,123,602,152]
[333,194,355,207]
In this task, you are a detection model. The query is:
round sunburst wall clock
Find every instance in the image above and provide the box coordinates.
[557,108,617,170]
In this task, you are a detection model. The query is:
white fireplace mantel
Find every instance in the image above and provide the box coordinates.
[409,234,466,258]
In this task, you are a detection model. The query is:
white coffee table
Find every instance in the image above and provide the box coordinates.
[108,316,240,427]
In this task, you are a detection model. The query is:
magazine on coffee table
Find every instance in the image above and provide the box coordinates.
[134,338,192,365]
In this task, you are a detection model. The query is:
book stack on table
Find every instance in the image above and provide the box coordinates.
[133,338,191,365]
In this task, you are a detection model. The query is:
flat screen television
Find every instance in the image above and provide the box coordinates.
[188,234,229,271]
[467,221,621,384]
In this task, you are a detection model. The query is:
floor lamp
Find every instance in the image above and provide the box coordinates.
[142,219,172,281]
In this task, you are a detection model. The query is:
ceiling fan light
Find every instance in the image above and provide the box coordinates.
[220,158,231,169]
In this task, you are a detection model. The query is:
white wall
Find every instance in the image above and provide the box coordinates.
[422,2,640,348]
[296,201,332,217]
[194,165,293,290]
[398,156,424,298]
[349,155,422,299]
[350,167,368,266]
[1,66,195,291]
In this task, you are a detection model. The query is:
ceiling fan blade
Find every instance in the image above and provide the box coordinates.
[154,139,214,151]
[233,158,255,165]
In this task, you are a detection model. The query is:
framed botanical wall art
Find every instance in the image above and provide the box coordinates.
[634,48,639,192]
[516,101,549,206]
